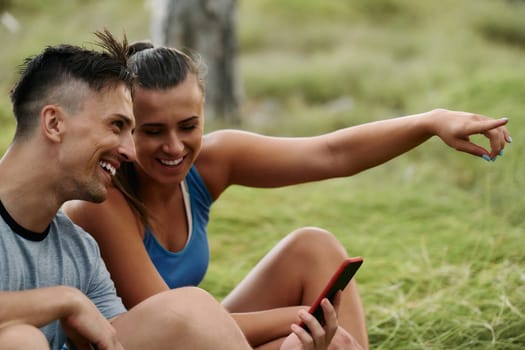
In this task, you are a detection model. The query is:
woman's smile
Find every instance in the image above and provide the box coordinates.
[158,157,184,166]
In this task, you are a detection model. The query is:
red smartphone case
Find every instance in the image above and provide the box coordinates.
[302,257,363,330]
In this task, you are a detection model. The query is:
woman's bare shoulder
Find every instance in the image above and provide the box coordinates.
[62,186,137,234]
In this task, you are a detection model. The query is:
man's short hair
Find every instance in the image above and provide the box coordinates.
[9,29,135,139]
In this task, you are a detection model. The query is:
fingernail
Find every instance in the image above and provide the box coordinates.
[499,150,504,156]
[482,154,491,162]
[491,156,497,162]
[506,136,513,143]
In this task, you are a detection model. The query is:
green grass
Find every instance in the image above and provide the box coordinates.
[1,0,524,348]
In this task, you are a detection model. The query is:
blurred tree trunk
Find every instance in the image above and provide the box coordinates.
[154,0,241,124]
[0,0,9,11]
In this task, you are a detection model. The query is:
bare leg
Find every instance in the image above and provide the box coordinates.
[0,324,50,350]
[222,227,368,349]
[112,286,252,350]
[255,337,284,349]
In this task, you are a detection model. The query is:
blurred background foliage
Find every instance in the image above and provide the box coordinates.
[1,0,525,138]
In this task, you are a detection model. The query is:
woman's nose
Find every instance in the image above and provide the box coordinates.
[162,133,184,154]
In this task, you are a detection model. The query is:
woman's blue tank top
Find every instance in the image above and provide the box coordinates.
[143,166,212,288]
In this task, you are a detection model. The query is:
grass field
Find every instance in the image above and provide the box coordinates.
[1,0,524,348]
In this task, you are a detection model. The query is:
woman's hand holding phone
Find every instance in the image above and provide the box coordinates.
[280,257,364,349]
[281,294,339,349]
[282,291,364,349]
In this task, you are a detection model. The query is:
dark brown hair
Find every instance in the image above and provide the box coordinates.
[113,42,206,226]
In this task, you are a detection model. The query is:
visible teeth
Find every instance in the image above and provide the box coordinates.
[99,161,116,176]
[160,158,183,166]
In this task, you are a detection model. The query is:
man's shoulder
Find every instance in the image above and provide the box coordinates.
[53,210,98,244]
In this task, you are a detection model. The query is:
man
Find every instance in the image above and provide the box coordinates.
[0,29,256,350]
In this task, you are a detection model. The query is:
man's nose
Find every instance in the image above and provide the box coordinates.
[119,132,137,162]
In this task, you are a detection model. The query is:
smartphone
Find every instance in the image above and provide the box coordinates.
[302,257,363,331]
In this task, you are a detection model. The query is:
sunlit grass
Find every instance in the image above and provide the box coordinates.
[205,158,525,349]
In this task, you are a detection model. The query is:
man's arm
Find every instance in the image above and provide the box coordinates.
[0,287,78,328]
[0,287,122,349]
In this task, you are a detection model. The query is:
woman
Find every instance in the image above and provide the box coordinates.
[63,42,510,350]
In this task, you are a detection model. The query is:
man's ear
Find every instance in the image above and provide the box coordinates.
[41,105,65,143]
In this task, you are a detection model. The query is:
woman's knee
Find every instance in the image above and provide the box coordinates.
[148,287,249,344]
[149,287,228,321]
[284,226,348,260]
[123,287,229,336]
[0,324,49,349]
[115,287,250,348]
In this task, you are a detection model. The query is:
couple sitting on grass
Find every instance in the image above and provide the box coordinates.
[0,28,511,350]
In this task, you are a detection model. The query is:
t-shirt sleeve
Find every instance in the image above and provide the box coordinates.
[56,211,127,319]
[85,245,127,319]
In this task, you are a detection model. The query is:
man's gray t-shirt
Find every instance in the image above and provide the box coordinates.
[0,206,126,350]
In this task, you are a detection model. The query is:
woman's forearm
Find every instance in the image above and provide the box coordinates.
[231,306,306,347]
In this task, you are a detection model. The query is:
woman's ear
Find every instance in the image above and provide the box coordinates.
[41,105,65,143]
